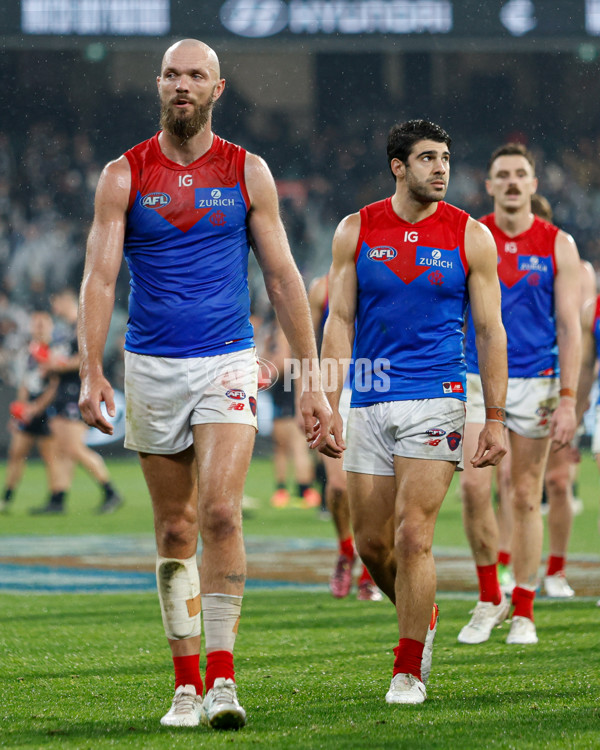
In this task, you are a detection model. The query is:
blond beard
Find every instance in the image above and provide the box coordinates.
[160,97,214,142]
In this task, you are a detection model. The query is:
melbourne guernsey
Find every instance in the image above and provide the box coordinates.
[123,132,254,358]
[352,198,470,407]
[465,214,559,378]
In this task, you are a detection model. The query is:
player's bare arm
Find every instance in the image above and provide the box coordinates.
[576,296,596,424]
[307,274,328,337]
[78,156,130,435]
[319,213,360,458]
[465,217,508,468]
[245,152,332,447]
[551,230,582,448]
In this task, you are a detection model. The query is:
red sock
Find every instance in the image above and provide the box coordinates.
[511,586,536,621]
[205,650,235,691]
[173,654,203,694]
[339,536,355,560]
[546,555,565,576]
[358,565,374,585]
[498,550,511,567]
[477,563,502,605]
[393,638,424,682]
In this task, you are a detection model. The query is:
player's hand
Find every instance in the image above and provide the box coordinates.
[470,421,507,468]
[299,389,333,451]
[317,408,345,458]
[79,370,115,435]
[549,398,577,451]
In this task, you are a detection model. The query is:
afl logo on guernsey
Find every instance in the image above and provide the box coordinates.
[367,246,397,261]
[141,192,171,209]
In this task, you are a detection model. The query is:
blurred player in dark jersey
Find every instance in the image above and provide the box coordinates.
[29,288,123,514]
[1,310,68,512]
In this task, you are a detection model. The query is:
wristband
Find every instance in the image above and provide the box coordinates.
[485,406,506,424]
[559,387,576,399]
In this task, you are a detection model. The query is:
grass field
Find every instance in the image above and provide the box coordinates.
[1,592,599,749]
[1,452,599,748]
[1,451,599,554]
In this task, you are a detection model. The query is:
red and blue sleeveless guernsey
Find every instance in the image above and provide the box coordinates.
[352,199,469,407]
[464,214,559,378]
[123,132,254,357]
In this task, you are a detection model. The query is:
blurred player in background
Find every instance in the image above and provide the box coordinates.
[1,310,68,512]
[459,145,581,647]
[308,274,381,600]
[78,39,332,730]
[321,120,507,704]
[493,197,595,599]
[576,282,600,607]
[30,288,123,514]
[261,314,321,509]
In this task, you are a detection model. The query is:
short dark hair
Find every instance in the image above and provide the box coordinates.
[387,120,452,172]
[487,143,535,175]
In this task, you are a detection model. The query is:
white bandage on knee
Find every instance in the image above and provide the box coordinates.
[156,555,201,640]
[202,593,242,653]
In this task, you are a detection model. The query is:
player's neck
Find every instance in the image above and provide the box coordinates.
[494,206,534,237]
[391,192,440,224]
[158,128,214,166]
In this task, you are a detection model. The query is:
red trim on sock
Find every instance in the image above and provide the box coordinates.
[173,654,203,694]
[339,536,355,560]
[477,563,502,605]
[511,586,536,621]
[498,550,511,567]
[205,650,235,691]
[546,555,565,576]
[358,565,374,585]
[393,638,424,682]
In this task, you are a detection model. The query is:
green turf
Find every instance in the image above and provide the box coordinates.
[1,451,599,555]
[0,591,599,749]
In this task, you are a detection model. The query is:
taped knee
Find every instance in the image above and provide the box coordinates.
[156,555,201,640]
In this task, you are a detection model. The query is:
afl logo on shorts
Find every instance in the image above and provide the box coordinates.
[226,389,246,400]
[426,428,446,437]
[367,246,397,261]
[141,192,171,209]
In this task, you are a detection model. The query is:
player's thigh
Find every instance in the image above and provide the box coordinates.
[393,455,456,522]
[346,470,396,543]
[139,446,198,525]
[192,423,255,511]
[459,420,494,498]
[508,431,550,501]
[8,430,34,461]
[323,452,347,491]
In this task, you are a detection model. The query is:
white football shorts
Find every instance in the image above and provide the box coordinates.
[465,372,559,439]
[591,405,600,455]
[124,347,258,454]
[343,397,466,476]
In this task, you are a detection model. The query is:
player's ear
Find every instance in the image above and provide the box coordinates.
[485,179,493,197]
[390,158,404,179]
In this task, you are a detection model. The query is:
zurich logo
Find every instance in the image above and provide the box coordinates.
[220,0,288,38]
[211,189,221,199]
[141,192,170,209]
[367,246,397,261]
[431,249,442,260]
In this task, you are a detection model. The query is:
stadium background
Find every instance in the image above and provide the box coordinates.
[2,0,600,454]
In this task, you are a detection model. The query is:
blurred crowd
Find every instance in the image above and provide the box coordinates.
[2,91,600,390]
